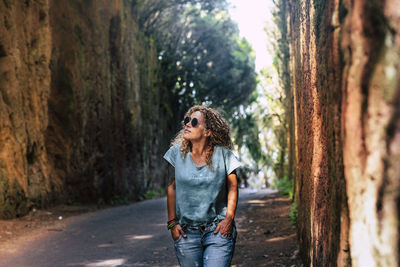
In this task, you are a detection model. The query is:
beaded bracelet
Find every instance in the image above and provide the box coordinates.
[167,221,178,230]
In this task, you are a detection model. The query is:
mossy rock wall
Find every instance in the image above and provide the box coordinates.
[0,0,175,219]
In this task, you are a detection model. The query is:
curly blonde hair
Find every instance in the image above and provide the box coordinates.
[171,105,233,168]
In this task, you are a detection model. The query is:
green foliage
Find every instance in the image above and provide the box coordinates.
[136,0,227,35]
[109,194,130,205]
[250,67,288,176]
[140,187,167,200]
[273,176,296,225]
[290,201,297,225]
[137,1,257,121]
[231,108,262,164]
[142,189,158,199]
[273,176,293,199]
[163,8,256,116]
[136,0,257,165]
[97,198,105,206]
[67,199,82,206]
[271,0,290,91]
[245,0,291,180]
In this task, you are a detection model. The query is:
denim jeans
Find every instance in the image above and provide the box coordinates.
[173,225,237,267]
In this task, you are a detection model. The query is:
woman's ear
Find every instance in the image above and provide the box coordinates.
[205,129,211,137]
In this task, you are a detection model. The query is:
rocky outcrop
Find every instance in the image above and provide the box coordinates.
[282,0,400,265]
[0,0,53,218]
[0,0,175,219]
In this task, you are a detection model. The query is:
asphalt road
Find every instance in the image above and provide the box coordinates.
[0,188,274,267]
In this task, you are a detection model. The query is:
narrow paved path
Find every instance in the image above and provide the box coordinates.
[0,189,280,267]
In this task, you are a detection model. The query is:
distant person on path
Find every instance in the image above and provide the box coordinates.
[164,105,241,267]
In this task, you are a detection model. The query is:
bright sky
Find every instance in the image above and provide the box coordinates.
[228,0,275,72]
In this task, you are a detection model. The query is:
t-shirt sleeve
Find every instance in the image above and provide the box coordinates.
[163,145,179,167]
[224,148,242,175]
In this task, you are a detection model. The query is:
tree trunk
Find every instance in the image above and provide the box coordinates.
[281,0,400,265]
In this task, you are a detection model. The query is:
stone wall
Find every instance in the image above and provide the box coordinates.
[0,0,175,219]
[285,0,400,265]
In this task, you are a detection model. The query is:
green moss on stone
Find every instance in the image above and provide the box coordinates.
[0,174,28,219]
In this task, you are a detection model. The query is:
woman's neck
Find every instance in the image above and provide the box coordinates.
[190,139,208,156]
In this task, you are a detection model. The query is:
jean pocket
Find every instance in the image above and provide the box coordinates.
[218,226,237,240]
[173,234,183,243]
[218,232,233,240]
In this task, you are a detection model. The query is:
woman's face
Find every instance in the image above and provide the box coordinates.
[183,111,210,142]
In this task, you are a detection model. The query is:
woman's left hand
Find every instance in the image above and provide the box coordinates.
[214,217,233,237]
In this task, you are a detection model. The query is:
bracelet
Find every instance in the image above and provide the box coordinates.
[167,217,178,224]
[167,221,179,230]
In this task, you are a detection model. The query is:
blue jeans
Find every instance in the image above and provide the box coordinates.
[173,225,237,267]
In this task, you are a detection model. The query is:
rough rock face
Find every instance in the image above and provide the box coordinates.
[285,0,400,265]
[0,0,175,219]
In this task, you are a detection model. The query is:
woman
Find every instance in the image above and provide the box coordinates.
[164,105,241,267]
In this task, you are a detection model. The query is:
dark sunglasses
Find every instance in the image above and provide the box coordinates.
[184,116,199,127]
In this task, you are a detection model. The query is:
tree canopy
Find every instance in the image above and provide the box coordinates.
[137,1,257,118]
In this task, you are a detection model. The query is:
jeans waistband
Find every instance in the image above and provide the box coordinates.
[181,219,235,232]
[181,221,219,232]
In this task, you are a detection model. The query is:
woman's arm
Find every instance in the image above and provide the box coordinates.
[167,163,186,240]
[225,170,239,220]
[167,164,177,221]
[214,170,238,236]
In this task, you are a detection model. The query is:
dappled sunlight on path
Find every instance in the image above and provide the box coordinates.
[0,188,300,266]
[232,190,301,266]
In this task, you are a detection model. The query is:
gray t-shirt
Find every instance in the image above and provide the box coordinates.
[163,144,242,228]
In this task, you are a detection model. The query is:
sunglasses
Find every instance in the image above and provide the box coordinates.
[184,116,199,127]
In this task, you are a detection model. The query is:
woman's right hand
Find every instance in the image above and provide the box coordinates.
[171,224,186,241]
